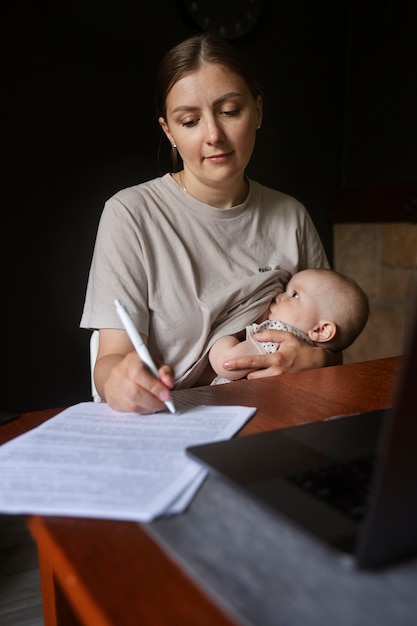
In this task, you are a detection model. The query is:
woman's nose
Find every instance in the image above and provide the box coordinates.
[205,117,224,143]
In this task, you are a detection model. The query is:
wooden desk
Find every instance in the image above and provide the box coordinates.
[2,357,415,626]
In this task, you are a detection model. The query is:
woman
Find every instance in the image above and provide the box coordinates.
[81,33,338,414]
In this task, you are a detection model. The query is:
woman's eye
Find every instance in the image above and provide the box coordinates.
[221,109,239,117]
[182,119,198,127]
[291,291,299,299]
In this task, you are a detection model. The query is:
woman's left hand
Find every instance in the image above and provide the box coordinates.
[221,329,341,378]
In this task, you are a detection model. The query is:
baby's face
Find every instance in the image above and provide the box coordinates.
[269,272,320,333]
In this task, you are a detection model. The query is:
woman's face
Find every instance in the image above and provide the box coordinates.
[159,62,262,191]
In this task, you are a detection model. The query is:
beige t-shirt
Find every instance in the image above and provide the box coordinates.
[80,174,329,387]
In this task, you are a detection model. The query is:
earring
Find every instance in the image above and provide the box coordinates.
[172,143,177,148]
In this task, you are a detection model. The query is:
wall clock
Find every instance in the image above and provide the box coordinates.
[178,0,264,41]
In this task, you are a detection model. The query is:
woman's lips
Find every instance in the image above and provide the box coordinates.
[205,151,233,163]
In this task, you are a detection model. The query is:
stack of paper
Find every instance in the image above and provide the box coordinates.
[0,402,255,522]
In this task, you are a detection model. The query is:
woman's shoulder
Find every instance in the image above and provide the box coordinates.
[101,174,179,222]
[248,180,308,218]
[109,173,172,204]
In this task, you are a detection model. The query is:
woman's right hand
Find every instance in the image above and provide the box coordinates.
[95,329,175,414]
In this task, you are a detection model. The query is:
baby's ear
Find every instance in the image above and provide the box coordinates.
[308,321,336,344]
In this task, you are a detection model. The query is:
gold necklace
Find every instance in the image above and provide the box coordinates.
[179,170,187,193]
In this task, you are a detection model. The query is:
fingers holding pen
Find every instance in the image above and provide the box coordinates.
[158,364,176,392]
[113,300,176,414]
[130,354,175,413]
[105,352,175,414]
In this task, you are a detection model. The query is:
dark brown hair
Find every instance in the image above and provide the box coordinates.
[154,33,262,120]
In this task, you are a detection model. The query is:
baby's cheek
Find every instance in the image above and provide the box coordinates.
[269,303,281,317]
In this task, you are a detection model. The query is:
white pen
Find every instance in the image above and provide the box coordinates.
[114,299,176,414]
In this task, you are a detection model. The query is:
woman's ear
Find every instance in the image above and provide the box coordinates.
[308,321,336,344]
[158,116,175,146]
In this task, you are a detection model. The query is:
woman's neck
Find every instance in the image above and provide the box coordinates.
[172,171,248,209]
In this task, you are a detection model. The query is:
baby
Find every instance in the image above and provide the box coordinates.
[209,268,369,384]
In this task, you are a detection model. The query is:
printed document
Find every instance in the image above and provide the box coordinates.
[0,402,255,522]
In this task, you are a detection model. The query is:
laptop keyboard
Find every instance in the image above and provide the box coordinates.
[287,455,375,521]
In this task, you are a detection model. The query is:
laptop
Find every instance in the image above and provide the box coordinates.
[187,299,417,569]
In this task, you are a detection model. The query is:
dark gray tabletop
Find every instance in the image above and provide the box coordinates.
[149,473,417,626]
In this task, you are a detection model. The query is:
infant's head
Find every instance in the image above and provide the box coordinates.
[269,268,369,351]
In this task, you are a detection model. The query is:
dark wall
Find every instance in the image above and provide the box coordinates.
[342,1,417,186]
[3,1,414,412]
